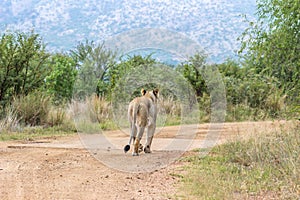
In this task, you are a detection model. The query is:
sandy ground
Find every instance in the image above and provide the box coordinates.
[0,121,291,200]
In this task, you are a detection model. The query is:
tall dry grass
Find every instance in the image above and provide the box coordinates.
[68,94,111,123]
[0,107,20,132]
[11,91,51,126]
[67,94,115,132]
[158,96,181,116]
[47,106,68,127]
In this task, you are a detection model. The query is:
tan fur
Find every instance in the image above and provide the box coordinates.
[127,88,159,156]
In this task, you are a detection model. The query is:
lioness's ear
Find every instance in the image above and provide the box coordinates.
[153,88,159,97]
[141,88,147,96]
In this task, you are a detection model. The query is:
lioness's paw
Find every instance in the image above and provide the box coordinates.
[132,152,139,156]
[144,146,151,153]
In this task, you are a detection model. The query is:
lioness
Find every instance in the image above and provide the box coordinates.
[124,88,159,156]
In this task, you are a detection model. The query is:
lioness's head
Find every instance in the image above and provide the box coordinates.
[141,88,159,102]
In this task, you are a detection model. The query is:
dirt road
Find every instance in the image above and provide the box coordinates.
[0,121,289,199]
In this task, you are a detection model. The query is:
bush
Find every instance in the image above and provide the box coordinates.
[47,106,67,126]
[198,92,211,122]
[45,53,77,104]
[67,95,113,130]
[158,96,181,116]
[86,95,111,123]
[226,104,266,121]
[11,91,51,126]
[0,31,49,108]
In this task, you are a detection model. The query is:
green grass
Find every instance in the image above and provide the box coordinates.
[0,125,76,141]
[177,121,300,199]
[0,118,118,141]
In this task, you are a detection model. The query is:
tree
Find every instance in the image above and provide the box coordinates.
[239,0,300,98]
[45,53,77,103]
[107,54,156,95]
[0,31,49,108]
[176,53,207,98]
[71,40,116,98]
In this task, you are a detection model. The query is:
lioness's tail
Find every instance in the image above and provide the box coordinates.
[124,102,139,153]
[124,134,134,153]
[124,144,130,153]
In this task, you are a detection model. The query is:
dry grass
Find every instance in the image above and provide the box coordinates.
[67,95,117,132]
[47,106,67,126]
[11,91,51,126]
[68,95,111,123]
[177,121,300,199]
[0,108,20,132]
[158,96,181,116]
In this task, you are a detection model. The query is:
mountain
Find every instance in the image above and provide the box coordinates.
[0,0,256,63]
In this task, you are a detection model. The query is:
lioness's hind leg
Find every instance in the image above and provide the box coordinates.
[132,140,143,155]
[133,138,140,156]
[144,137,153,153]
[144,124,155,153]
[132,127,145,156]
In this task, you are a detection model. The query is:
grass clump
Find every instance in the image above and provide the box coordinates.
[179,121,299,199]
[67,95,116,131]
[11,91,51,126]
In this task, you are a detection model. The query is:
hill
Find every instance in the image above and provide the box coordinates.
[0,0,256,63]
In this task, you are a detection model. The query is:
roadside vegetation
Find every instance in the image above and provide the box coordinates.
[176,0,300,199]
[176,121,299,199]
[0,30,298,136]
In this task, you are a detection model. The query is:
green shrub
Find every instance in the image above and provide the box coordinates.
[0,31,50,108]
[45,53,77,104]
[198,93,211,122]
